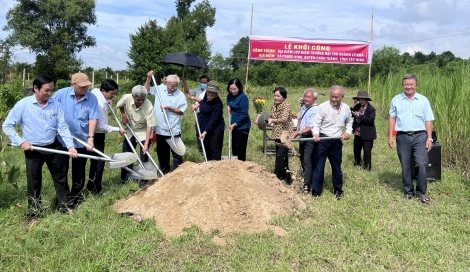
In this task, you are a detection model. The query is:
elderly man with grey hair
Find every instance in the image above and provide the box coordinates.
[311,85,353,200]
[116,85,157,185]
[144,72,187,174]
[291,88,318,194]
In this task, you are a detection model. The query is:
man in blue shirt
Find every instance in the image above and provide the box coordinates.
[53,72,99,205]
[291,88,318,194]
[2,75,78,222]
[144,71,187,174]
[388,74,435,204]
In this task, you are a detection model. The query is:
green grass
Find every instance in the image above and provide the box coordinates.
[0,85,469,271]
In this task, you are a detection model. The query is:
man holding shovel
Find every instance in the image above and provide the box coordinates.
[87,79,126,194]
[311,85,353,200]
[116,85,156,186]
[290,88,318,194]
[2,75,78,222]
[54,72,99,206]
[144,72,187,174]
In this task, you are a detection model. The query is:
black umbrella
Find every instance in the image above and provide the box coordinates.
[160,52,208,69]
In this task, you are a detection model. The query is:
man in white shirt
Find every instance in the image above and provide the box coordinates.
[312,85,353,200]
[87,79,126,194]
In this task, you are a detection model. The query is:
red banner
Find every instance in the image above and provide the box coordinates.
[248,36,372,65]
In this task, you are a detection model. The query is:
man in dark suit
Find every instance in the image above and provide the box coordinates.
[351,90,377,171]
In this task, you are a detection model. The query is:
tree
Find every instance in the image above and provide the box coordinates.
[229,36,249,70]
[371,46,401,80]
[0,39,13,84]
[126,1,216,82]
[3,0,97,81]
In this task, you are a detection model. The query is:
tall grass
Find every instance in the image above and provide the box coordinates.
[364,62,470,177]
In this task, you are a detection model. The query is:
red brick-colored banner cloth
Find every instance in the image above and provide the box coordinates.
[248,35,372,65]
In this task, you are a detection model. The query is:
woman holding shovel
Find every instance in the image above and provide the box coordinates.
[226,78,251,161]
[268,87,293,184]
[193,81,225,161]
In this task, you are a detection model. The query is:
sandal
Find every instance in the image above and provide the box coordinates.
[419,194,430,204]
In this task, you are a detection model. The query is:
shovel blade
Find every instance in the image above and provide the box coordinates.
[111,152,138,164]
[166,137,186,156]
[128,167,158,180]
[142,162,158,173]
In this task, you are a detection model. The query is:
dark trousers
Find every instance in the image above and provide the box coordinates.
[312,140,343,196]
[71,147,94,203]
[353,136,374,171]
[231,128,250,161]
[203,130,224,161]
[156,134,183,174]
[87,133,105,193]
[396,132,428,196]
[299,139,315,187]
[120,136,150,181]
[24,139,71,218]
[274,139,290,181]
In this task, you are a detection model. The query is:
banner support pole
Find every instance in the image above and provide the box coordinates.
[367,7,374,95]
[245,4,254,92]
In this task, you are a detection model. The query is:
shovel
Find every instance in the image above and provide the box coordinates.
[151,74,186,156]
[7,143,136,169]
[222,113,237,160]
[125,123,164,176]
[280,130,342,151]
[193,109,208,162]
[73,137,157,180]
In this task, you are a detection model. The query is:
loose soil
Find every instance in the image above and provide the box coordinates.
[112,160,306,237]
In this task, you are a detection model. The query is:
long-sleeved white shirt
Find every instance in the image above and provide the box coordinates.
[312,101,353,137]
[91,88,120,134]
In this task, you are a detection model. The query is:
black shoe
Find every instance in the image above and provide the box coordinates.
[312,193,319,198]
[335,192,343,200]
[284,172,292,185]
[403,194,413,200]
[138,180,148,188]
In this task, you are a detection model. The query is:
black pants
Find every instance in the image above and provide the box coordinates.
[156,134,183,174]
[312,139,343,196]
[203,130,224,161]
[299,139,315,187]
[24,139,71,218]
[71,147,94,204]
[87,133,106,193]
[274,139,290,182]
[231,128,250,161]
[353,136,374,171]
[120,136,150,181]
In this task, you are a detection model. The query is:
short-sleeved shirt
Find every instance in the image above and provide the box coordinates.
[298,103,317,132]
[2,95,75,148]
[53,87,99,148]
[153,87,188,136]
[116,94,157,140]
[389,92,434,131]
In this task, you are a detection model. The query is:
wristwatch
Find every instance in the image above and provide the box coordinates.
[427,138,433,142]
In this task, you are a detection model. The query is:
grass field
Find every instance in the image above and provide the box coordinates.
[0,84,469,271]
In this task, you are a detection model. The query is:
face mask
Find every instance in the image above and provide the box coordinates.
[200,83,207,89]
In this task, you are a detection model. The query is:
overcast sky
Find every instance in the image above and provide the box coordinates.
[1,0,470,70]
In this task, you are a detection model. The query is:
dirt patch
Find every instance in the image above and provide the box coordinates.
[112,160,305,237]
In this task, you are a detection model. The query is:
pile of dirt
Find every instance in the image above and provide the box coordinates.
[112,160,305,236]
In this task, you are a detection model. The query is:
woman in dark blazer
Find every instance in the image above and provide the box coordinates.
[351,90,377,171]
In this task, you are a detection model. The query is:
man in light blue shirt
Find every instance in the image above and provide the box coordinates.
[53,72,99,205]
[145,71,187,174]
[2,75,78,221]
[291,88,318,194]
[388,74,435,204]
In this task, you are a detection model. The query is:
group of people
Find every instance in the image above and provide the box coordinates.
[2,71,435,222]
[271,74,434,203]
[2,71,252,222]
